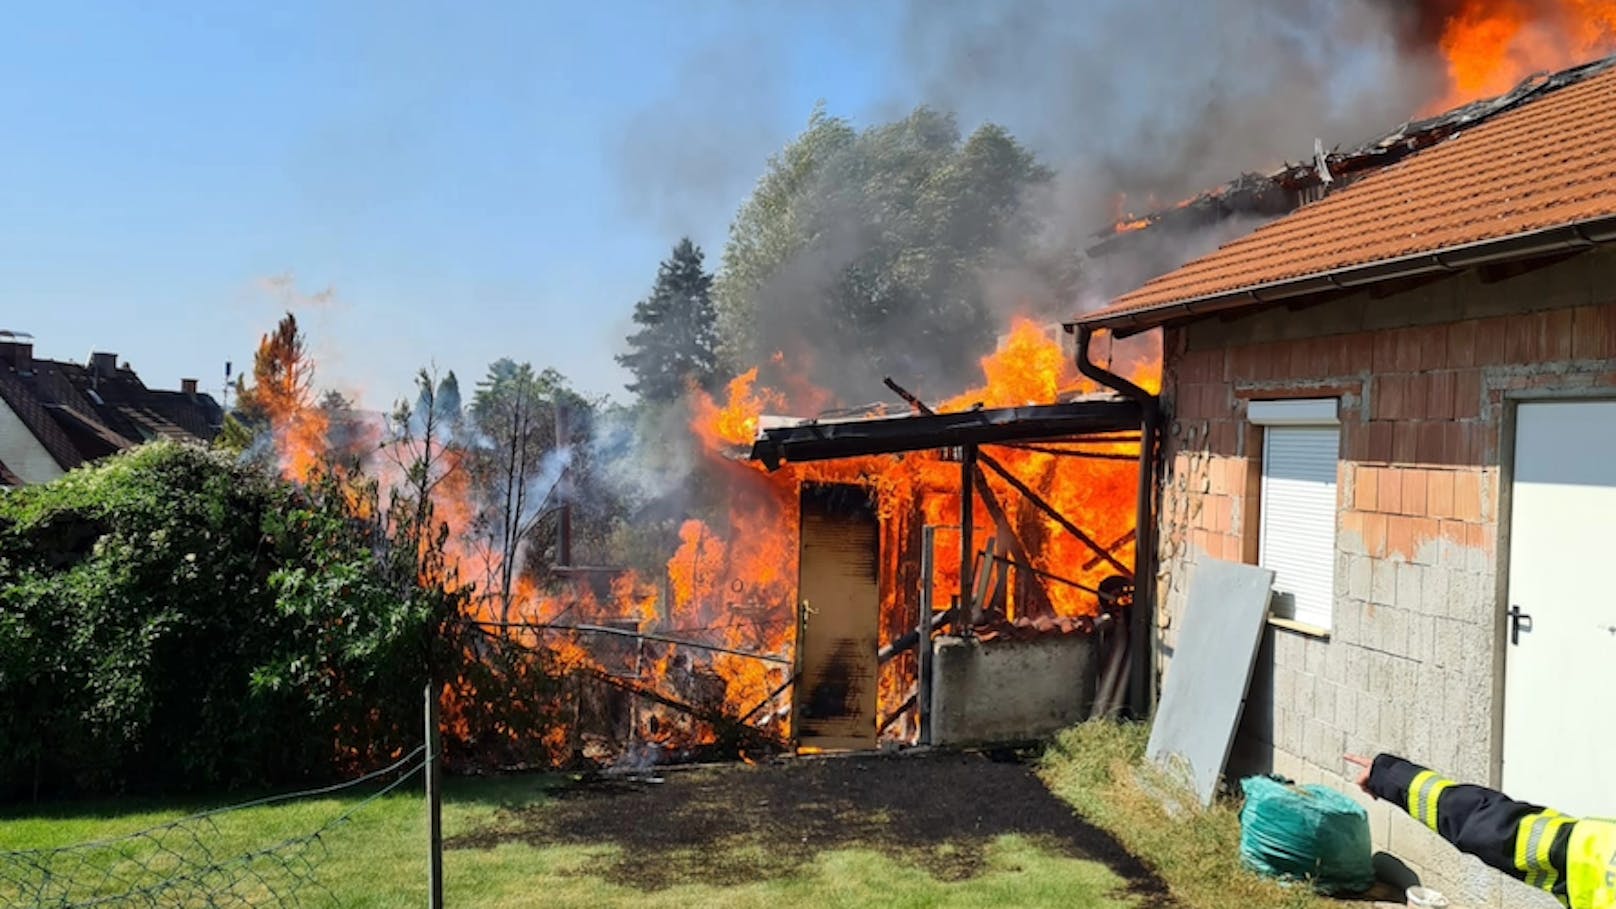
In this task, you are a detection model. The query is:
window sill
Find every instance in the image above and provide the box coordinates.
[1267,615,1332,640]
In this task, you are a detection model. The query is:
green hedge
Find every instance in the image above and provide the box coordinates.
[0,443,428,797]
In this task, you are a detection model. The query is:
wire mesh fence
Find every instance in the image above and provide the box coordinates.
[0,746,428,908]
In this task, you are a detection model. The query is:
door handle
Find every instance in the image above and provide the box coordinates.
[1509,605,1533,645]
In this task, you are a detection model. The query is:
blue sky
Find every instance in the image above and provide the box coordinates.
[0,2,912,404]
[1,1,1420,405]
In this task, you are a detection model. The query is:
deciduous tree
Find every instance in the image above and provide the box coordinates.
[468,361,580,619]
[714,106,1054,399]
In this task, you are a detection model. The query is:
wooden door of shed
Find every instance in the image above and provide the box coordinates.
[794,483,880,752]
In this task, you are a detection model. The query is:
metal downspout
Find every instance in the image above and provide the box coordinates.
[1074,324,1160,717]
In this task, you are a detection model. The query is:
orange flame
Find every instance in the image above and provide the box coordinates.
[673,318,1158,733]
[252,361,327,485]
[690,368,784,449]
[1429,0,1616,111]
[257,311,1161,764]
[1109,192,1159,235]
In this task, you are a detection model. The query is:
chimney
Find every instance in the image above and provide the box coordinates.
[181,378,198,397]
[2,340,31,373]
[90,351,117,378]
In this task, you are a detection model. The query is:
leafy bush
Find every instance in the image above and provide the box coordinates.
[0,443,430,797]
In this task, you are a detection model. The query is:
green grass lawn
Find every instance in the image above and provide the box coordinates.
[2,768,1142,908]
[3,721,1377,909]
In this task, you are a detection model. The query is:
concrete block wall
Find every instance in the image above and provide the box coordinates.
[930,633,1098,746]
[1151,248,1616,908]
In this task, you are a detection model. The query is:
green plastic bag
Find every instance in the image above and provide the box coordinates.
[1239,775,1374,894]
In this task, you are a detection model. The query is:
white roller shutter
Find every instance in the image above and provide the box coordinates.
[1257,425,1340,629]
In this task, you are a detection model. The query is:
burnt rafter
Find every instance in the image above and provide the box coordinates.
[748,399,1142,470]
[976,450,1134,579]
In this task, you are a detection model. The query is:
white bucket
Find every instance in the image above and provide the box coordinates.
[1406,885,1450,908]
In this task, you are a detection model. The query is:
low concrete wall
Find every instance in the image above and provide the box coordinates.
[930,634,1098,746]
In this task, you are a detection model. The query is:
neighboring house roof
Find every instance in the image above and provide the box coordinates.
[0,343,223,475]
[0,458,21,487]
[1077,55,1616,334]
[0,371,89,471]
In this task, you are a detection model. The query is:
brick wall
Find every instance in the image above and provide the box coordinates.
[1152,248,1616,909]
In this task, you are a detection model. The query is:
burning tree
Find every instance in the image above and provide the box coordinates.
[234,312,327,481]
[463,360,579,622]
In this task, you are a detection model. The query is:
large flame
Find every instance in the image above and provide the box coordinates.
[668,318,1159,735]
[258,314,1160,764]
[1429,0,1616,111]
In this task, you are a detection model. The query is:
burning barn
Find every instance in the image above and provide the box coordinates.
[751,388,1146,749]
[454,320,1163,766]
[261,0,1616,783]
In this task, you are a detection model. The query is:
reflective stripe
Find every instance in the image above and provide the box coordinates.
[1410,771,1437,829]
[1426,780,1453,831]
[1541,817,1575,894]
[1407,771,1453,833]
[1517,811,1568,892]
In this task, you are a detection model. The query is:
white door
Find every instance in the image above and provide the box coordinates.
[1504,400,1616,817]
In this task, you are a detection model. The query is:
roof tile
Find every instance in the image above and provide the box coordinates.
[1080,61,1616,327]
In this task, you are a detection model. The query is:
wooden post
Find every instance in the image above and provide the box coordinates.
[918,526,935,745]
[960,445,977,628]
[425,683,444,909]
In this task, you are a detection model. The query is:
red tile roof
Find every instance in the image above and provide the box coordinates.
[1078,59,1616,332]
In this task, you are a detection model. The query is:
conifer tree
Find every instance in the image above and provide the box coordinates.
[617,238,721,403]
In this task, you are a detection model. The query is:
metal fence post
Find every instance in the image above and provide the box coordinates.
[425,683,443,909]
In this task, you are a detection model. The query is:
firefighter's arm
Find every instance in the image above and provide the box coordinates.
[1354,753,1570,899]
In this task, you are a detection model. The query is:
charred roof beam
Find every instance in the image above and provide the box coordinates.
[747,400,1142,470]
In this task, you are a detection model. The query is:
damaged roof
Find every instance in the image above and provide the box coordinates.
[748,398,1142,470]
[1079,54,1616,333]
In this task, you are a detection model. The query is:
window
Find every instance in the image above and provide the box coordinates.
[1249,399,1340,630]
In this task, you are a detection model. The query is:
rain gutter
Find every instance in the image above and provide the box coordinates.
[1067,323,1161,718]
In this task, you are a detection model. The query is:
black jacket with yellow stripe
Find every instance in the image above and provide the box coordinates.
[1367,754,1582,904]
